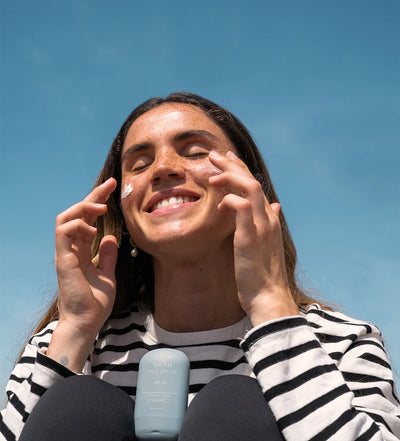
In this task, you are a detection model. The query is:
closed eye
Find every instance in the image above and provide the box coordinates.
[186,151,209,158]
[131,164,149,172]
[130,157,153,172]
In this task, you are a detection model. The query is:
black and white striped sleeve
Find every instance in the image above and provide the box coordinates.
[241,312,400,440]
[0,323,76,441]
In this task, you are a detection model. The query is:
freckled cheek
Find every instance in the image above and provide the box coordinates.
[194,161,222,179]
[192,162,231,199]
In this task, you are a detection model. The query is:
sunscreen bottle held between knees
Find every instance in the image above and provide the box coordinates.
[134,348,190,440]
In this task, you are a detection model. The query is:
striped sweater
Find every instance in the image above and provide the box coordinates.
[1,304,399,440]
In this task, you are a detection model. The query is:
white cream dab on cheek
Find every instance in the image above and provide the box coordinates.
[121,182,133,199]
[209,165,222,175]
[197,163,222,176]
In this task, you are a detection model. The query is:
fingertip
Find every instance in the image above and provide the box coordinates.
[217,198,230,212]
[98,235,118,256]
[101,234,118,246]
[105,177,118,190]
[209,150,222,160]
[226,150,239,160]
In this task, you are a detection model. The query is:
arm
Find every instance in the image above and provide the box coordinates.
[47,177,118,373]
[209,150,400,440]
[1,178,118,440]
[241,310,400,440]
[0,323,77,440]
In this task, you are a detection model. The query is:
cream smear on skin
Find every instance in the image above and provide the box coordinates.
[197,161,222,177]
[121,182,133,199]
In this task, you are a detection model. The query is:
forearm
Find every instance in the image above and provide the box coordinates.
[46,321,97,373]
[241,314,400,440]
[1,324,76,440]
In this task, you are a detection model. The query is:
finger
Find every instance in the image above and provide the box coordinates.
[56,202,107,227]
[55,219,97,254]
[84,177,117,204]
[98,235,118,279]
[209,150,252,176]
[218,194,257,247]
[211,170,269,225]
[209,150,275,220]
[270,202,281,217]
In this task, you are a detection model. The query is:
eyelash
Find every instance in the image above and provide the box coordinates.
[130,151,208,172]
[186,152,208,158]
[131,164,148,172]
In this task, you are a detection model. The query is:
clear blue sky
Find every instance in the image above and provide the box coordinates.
[1,0,399,401]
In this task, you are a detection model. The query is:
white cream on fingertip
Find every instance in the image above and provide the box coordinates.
[121,182,133,199]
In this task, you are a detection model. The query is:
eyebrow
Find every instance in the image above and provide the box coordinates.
[173,129,219,144]
[121,130,219,163]
[121,143,151,163]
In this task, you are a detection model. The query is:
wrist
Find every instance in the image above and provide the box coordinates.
[246,293,299,327]
[47,320,97,373]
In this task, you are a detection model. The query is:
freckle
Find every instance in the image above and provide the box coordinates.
[121,182,133,199]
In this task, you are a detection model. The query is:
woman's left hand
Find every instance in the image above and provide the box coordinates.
[209,150,299,326]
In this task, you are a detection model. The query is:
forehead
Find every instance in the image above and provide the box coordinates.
[123,103,231,151]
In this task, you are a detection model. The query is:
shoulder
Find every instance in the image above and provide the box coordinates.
[304,304,385,361]
[304,304,380,335]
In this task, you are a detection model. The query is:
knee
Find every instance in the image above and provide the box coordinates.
[200,374,261,398]
[20,375,135,441]
[180,375,283,441]
[47,375,132,408]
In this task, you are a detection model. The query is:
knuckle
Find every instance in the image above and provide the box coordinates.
[248,179,262,194]
[55,224,65,236]
[238,199,252,211]
[55,213,65,225]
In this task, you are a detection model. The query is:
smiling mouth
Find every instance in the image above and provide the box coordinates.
[149,196,199,212]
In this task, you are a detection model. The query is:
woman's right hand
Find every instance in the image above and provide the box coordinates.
[47,178,118,372]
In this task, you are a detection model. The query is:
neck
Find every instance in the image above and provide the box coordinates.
[152,241,245,332]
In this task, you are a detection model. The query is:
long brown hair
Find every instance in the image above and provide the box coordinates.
[33,92,330,335]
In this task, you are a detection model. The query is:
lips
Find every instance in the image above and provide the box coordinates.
[145,189,200,213]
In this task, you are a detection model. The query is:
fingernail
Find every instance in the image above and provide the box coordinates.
[209,150,221,159]
[226,151,238,160]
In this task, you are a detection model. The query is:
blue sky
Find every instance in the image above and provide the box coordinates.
[1,0,399,400]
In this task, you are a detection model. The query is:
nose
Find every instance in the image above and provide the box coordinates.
[150,148,185,185]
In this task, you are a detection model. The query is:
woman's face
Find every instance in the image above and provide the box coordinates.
[120,103,237,256]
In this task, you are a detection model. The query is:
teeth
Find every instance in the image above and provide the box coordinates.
[153,196,196,211]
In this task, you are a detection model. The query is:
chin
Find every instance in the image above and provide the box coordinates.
[138,223,234,258]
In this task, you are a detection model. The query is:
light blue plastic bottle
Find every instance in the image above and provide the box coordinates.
[134,348,190,440]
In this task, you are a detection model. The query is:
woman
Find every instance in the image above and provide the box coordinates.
[1,92,399,441]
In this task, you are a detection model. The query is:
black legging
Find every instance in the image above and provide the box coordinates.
[19,375,284,441]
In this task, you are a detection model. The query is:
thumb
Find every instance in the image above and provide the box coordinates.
[98,235,118,278]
